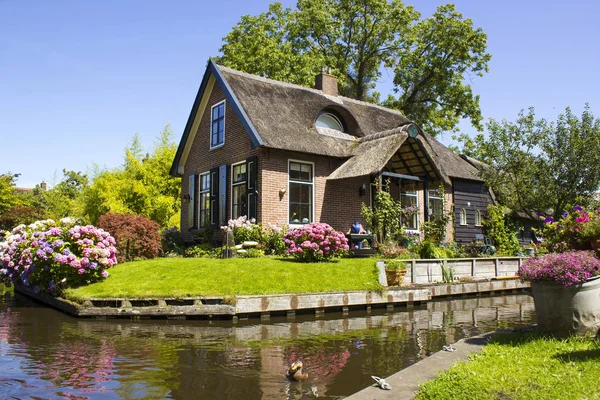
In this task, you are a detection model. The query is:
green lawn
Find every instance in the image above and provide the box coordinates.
[64,257,381,302]
[416,331,600,400]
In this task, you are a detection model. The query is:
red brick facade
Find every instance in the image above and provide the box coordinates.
[180,78,457,244]
[180,81,373,242]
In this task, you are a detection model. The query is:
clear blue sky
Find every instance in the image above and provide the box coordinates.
[1,0,599,188]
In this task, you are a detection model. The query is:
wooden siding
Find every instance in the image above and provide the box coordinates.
[453,179,492,244]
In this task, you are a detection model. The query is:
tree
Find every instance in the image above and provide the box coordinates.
[0,172,21,215]
[82,125,181,228]
[454,105,600,219]
[217,1,490,135]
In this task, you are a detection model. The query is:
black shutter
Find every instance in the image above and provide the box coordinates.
[193,174,199,229]
[210,167,219,227]
[246,156,258,221]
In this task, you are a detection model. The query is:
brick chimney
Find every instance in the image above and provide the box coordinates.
[40,181,47,191]
[315,66,338,97]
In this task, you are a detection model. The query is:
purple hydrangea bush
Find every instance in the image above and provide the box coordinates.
[284,222,349,262]
[517,250,600,287]
[0,218,117,294]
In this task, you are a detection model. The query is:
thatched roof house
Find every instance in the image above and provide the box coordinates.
[172,60,493,244]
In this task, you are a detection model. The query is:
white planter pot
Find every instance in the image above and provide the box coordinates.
[531,276,600,337]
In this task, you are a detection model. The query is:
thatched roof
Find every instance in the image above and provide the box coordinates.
[219,65,411,158]
[171,60,485,183]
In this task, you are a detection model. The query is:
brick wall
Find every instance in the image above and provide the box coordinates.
[181,82,259,242]
[258,149,371,232]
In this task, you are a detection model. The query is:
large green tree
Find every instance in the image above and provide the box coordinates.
[82,125,181,228]
[0,173,20,215]
[454,105,600,219]
[217,0,490,135]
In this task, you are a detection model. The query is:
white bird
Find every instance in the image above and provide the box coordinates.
[371,376,392,390]
[443,344,456,352]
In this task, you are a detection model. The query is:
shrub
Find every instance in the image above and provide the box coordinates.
[0,218,117,293]
[538,206,600,252]
[0,205,46,230]
[261,222,287,255]
[97,213,162,262]
[221,216,262,243]
[380,242,414,259]
[184,243,218,258]
[518,250,600,287]
[284,222,349,262]
[161,226,185,256]
[482,205,520,256]
[238,248,264,258]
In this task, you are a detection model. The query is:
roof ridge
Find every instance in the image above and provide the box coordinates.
[359,125,407,142]
[217,64,410,119]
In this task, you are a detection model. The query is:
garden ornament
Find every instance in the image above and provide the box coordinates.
[371,376,392,390]
[443,344,456,352]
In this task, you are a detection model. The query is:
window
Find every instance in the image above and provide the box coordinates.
[210,101,225,149]
[475,210,482,226]
[428,188,444,221]
[232,162,248,219]
[210,169,219,225]
[187,174,196,228]
[401,182,419,230]
[198,172,210,227]
[460,208,468,225]
[289,161,313,224]
[316,112,344,131]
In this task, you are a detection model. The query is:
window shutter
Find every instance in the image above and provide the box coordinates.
[246,156,258,221]
[210,167,219,227]
[218,164,228,227]
[188,174,196,229]
[193,174,199,229]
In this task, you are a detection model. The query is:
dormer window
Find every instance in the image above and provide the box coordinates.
[316,112,344,132]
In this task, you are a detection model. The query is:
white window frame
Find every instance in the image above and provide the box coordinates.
[475,209,482,226]
[400,182,419,232]
[316,112,344,132]
[288,159,315,228]
[197,172,210,228]
[428,188,444,221]
[460,208,468,226]
[210,100,226,150]
[230,161,247,220]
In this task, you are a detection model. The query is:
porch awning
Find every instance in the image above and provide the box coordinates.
[327,132,407,180]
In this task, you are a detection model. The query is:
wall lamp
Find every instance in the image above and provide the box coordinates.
[182,193,191,201]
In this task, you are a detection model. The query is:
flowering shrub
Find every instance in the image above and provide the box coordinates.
[284,222,349,262]
[221,216,288,255]
[517,250,600,287]
[221,216,262,243]
[538,206,600,252]
[0,218,117,294]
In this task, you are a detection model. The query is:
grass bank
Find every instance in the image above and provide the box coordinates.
[416,331,600,400]
[64,257,381,302]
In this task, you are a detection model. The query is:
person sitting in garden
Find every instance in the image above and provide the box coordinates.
[348,221,367,248]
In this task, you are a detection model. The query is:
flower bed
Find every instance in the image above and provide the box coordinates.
[0,218,117,294]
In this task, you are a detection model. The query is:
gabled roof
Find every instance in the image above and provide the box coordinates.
[171,59,484,183]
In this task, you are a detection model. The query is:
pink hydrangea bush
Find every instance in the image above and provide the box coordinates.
[284,222,349,262]
[517,250,600,287]
[0,218,117,294]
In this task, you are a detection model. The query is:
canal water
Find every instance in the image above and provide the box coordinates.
[0,289,535,399]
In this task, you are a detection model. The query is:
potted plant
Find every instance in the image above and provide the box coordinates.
[385,260,407,286]
[517,250,600,337]
[580,210,600,250]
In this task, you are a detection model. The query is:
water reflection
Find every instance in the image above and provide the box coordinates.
[0,290,535,399]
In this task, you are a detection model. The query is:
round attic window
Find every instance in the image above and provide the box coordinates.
[316,112,344,132]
